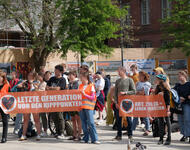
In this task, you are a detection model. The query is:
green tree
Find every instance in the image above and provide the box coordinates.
[0,0,131,70]
[58,0,129,62]
[161,0,190,55]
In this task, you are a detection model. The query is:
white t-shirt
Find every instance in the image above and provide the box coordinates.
[63,74,69,85]
[95,77,105,97]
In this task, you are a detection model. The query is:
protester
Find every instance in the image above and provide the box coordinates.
[44,71,51,83]
[132,71,151,136]
[34,72,48,137]
[9,71,19,90]
[79,65,93,82]
[153,67,166,75]
[114,67,136,141]
[9,71,23,135]
[153,67,170,86]
[46,65,66,139]
[100,69,111,120]
[79,72,100,144]
[106,86,115,126]
[61,63,69,88]
[0,70,10,143]
[39,66,46,75]
[95,71,105,125]
[129,64,139,85]
[68,70,82,141]
[155,74,171,145]
[18,72,41,141]
[174,70,190,143]
[129,64,146,128]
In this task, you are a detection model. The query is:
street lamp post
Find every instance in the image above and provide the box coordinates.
[119,0,124,67]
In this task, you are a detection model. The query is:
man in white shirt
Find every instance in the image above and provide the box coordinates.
[95,71,105,125]
[61,63,69,89]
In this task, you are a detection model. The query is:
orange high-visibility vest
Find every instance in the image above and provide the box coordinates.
[0,83,9,93]
[79,83,96,110]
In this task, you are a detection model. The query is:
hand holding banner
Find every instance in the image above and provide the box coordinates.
[119,95,167,117]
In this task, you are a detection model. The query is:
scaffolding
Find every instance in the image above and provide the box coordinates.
[0,9,31,48]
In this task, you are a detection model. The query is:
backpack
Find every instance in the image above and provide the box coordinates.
[170,89,182,114]
[18,121,37,138]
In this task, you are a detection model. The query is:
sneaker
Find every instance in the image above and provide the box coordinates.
[158,139,163,145]
[180,136,188,142]
[80,140,89,144]
[113,136,122,141]
[139,124,145,129]
[93,141,101,144]
[36,135,41,141]
[96,117,100,120]
[40,132,48,137]
[128,136,134,142]
[19,135,27,141]
[96,120,103,125]
[13,130,19,135]
[123,131,128,135]
[56,134,65,140]
[74,137,81,141]
[164,140,171,145]
[143,131,150,136]
[68,136,76,140]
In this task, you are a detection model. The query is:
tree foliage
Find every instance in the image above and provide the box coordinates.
[58,0,128,61]
[0,0,131,69]
[161,0,190,55]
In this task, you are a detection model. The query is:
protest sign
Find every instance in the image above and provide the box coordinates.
[119,95,167,117]
[0,90,82,114]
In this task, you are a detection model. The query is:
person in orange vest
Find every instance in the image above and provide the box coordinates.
[79,72,100,144]
[0,70,10,143]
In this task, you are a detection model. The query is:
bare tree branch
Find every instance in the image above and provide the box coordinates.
[21,0,37,37]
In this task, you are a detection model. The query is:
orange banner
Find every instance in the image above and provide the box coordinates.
[119,95,167,117]
[0,90,82,114]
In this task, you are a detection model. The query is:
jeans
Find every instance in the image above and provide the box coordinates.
[113,104,133,137]
[178,114,184,135]
[183,104,190,137]
[0,108,8,139]
[132,117,150,131]
[14,113,23,131]
[158,117,171,140]
[79,109,98,142]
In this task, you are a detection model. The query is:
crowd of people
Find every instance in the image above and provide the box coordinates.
[0,63,189,147]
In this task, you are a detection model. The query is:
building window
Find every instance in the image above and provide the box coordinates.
[141,0,150,25]
[161,40,171,47]
[125,43,133,48]
[125,4,131,25]
[141,41,152,48]
[161,0,171,19]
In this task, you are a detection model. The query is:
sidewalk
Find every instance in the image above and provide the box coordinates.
[0,120,189,150]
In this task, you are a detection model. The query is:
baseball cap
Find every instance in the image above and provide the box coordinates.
[156,74,167,82]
